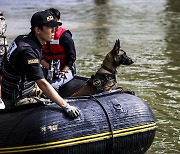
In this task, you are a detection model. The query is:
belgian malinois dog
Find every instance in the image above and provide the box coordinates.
[71,39,134,97]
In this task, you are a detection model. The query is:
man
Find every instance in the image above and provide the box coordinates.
[1,10,80,118]
[41,8,76,92]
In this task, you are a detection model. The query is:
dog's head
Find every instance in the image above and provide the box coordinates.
[104,39,133,68]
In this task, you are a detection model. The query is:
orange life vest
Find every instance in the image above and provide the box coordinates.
[42,27,67,68]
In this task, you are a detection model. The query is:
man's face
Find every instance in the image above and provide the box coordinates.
[38,26,55,42]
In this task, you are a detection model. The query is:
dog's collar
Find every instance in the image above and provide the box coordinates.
[101,64,117,75]
[88,73,116,93]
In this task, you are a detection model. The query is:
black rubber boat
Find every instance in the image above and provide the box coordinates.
[0,76,156,154]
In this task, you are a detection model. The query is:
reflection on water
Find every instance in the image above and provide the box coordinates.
[0,0,179,153]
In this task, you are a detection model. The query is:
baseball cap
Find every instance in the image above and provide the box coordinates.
[31,10,61,28]
[47,8,62,26]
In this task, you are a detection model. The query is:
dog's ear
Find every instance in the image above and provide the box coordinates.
[112,39,120,55]
[117,39,121,48]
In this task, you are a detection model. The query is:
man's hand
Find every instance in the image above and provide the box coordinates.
[59,65,70,77]
[62,103,80,118]
[62,65,70,73]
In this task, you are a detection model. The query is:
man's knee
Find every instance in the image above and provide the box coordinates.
[3,96,51,109]
[16,97,51,106]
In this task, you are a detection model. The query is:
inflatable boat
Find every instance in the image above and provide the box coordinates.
[0,76,156,154]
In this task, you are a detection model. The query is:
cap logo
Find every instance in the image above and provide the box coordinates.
[46,15,53,21]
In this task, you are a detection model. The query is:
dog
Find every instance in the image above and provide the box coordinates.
[71,39,134,97]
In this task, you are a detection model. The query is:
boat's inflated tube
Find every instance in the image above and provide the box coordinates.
[0,90,156,154]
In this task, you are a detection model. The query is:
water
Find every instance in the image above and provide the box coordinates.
[0,0,179,153]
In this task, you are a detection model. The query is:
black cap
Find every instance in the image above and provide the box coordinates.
[31,10,61,28]
[46,8,62,26]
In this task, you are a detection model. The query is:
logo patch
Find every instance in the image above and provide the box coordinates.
[46,16,53,21]
[93,79,101,87]
[28,59,39,64]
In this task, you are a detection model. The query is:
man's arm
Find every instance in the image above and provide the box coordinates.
[59,31,76,68]
[36,78,80,118]
[20,49,80,118]
[36,78,66,107]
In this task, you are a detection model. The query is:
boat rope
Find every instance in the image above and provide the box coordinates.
[90,95,114,154]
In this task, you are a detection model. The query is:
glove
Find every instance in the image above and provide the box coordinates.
[62,103,80,118]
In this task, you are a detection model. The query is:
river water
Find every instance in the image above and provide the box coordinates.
[0,0,179,153]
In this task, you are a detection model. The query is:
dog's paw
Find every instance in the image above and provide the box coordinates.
[116,87,135,95]
[124,90,135,95]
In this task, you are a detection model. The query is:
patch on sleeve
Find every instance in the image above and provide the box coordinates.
[28,59,39,64]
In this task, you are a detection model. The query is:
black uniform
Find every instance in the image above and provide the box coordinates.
[2,32,44,102]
